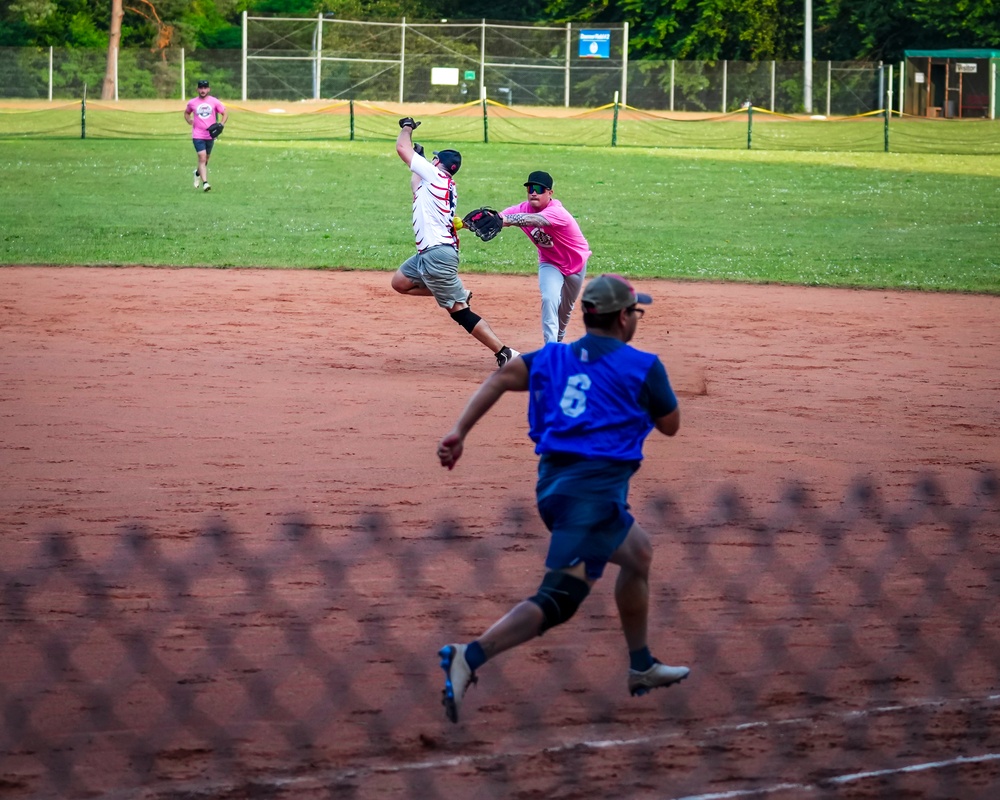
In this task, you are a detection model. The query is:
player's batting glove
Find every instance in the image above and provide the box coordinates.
[398,117,421,130]
[413,142,425,157]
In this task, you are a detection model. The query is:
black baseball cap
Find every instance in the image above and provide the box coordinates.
[524,170,553,190]
[433,149,462,175]
[197,79,210,88]
[582,274,652,314]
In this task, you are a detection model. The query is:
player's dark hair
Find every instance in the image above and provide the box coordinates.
[582,303,618,330]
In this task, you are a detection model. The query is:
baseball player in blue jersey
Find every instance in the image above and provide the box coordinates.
[436,273,689,723]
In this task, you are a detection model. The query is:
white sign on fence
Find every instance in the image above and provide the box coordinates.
[956,63,978,74]
[431,67,459,85]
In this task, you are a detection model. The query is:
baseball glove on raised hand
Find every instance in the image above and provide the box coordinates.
[461,207,503,242]
[398,117,421,130]
[207,122,224,139]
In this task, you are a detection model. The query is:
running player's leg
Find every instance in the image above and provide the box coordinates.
[423,246,512,356]
[392,253,434,296]
[556,267,586,342]
[607,522,653,652]
[538,264,563,343]
[193,140,209,185]
[609,522,689,693]
[201,139,213,185]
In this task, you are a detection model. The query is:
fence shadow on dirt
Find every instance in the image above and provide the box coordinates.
[2,471,999,799]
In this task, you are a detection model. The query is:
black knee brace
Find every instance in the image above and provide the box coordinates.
[528,571,591,633]
[450,307,482,334]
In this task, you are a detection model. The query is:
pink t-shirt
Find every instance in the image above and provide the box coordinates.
[186,96,226,140]
[500,198,591,276]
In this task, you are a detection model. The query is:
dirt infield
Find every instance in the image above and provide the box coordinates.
[2,266,999,798]
[3,266,996,535]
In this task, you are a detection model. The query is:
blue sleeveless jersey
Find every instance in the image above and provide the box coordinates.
[525,335,674,462]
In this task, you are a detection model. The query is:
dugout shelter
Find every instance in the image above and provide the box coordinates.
[903,49,999,119]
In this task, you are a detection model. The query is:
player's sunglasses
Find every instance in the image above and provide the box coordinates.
[626,306,645,318]
[526,183,549,195]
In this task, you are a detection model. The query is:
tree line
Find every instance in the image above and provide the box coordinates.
[2,0,997,63]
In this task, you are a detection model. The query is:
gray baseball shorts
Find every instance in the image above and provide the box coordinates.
[399,245,468,309]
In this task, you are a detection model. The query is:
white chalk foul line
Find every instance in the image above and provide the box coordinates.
[671,752,1000,800]
[106,692,1000,798]
[340,692,1000,782]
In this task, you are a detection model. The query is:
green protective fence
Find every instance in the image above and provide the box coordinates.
[2,98,1000,155]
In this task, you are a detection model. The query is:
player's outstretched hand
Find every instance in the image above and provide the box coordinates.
[462,208,503,242]
[437,432,464,470]
[399,117,421,130]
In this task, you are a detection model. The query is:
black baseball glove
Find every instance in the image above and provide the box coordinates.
[207,122,224,139]
[462,207,504,242]
[398,117,421,130]
[412,142,425,157]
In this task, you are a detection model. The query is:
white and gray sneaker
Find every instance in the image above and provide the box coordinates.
[439,643,477,723]
[193,169,201,189]
[495,346,520,368]
[203,182,211,193]
[628,660,690,696]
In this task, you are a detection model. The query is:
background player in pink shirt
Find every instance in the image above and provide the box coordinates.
[500,171,592,344]
[184,79,227,193]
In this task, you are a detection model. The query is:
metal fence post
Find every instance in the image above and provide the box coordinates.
[612,90,619,146]
[314,13,323,100]
[399,17,406,103]
[241,10,247,101]
[81,85,86,139]
[180,47,185,100]
[482,98,488,143]
[670,59,675,111]
[621,21,629,109]
[992,61,997,120]
[349,99,354,141]
[826,60,831,117]
[770,60,775,111]
[886,63,893,121]
[480,19,486,104]
[48,46,53,101]
[898,60,905,116]
[565,23,571,108]
[747,103,752,150]
[722,59,727,112]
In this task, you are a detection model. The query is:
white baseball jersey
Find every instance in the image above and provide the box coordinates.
[409,153,459,253]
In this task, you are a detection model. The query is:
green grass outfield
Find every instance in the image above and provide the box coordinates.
[1,138,998,293]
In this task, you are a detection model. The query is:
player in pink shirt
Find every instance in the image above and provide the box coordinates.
[500,171,592,344]
[184,79,227,193]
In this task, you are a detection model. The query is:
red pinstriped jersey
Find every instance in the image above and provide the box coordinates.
[410,153,459,253]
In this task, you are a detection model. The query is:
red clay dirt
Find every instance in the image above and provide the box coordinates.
[1,266,998,798]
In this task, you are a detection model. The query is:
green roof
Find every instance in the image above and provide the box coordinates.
[904,49,1000,59]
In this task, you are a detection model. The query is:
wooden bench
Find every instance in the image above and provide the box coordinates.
[961,94,989,118]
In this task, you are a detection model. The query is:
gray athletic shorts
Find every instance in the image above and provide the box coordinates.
[399,245,468,309]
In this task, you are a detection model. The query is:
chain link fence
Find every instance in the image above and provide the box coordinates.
[2,472,999,798]
[0,21,886,117]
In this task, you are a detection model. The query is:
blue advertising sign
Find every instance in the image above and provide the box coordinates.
[579,30,611,59]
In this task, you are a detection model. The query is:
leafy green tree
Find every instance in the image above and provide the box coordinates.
[545,0,803,60]
[907,0,999,53]
[816,0,999,61]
